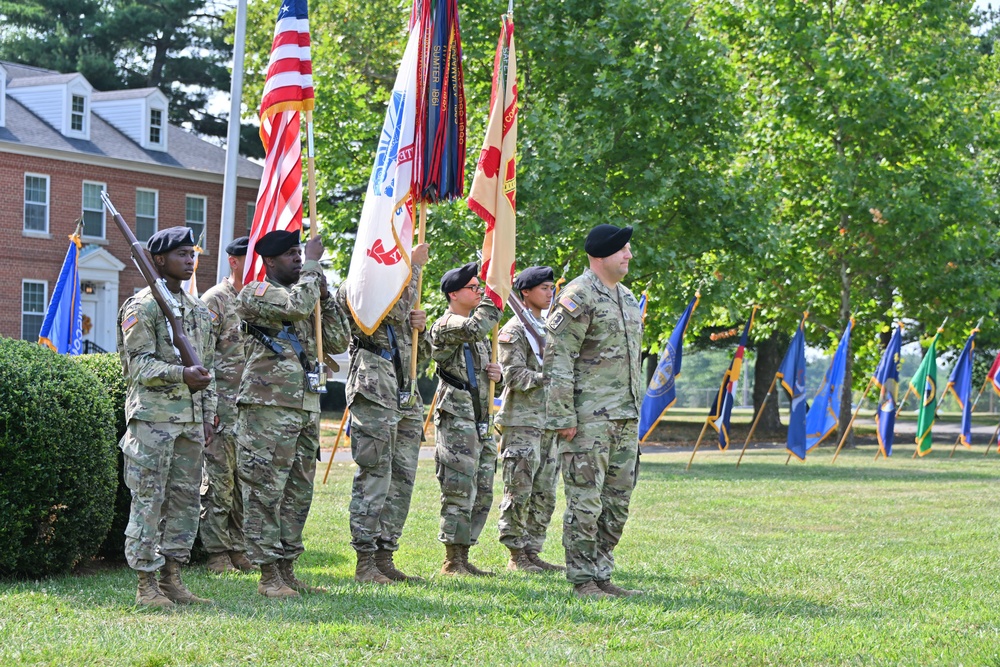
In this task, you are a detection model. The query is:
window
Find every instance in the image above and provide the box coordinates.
[71,94,85,132]
[185,195,207,251]
[21,281,47,341]
[246,202,256,233]
[149,108,163,145]
[24,174,49,233]
[82,182,106,238]
[136,189,158,242]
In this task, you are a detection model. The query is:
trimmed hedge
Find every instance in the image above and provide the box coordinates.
[74,353,130,561]
[0,339,117,577]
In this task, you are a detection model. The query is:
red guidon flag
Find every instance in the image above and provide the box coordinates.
[244,0,314,284]
[468,14,517,310]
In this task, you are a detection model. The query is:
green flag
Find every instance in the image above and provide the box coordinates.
[910,330,941,456]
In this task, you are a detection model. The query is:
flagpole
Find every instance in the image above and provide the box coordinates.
[321,407,350,484]
[217,0,247,284]
[304,110,326,382]
[410,203,427,386]
[423,389,438,438]
[685,420,710,471]
[894,384,916,418]
[830,377,875,463]
[737,374,777,468]
[487,324,499,419]
[984,420,1000,456]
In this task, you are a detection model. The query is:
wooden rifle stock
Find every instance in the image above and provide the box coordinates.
[507,292,545,359]
[101,191,202,368]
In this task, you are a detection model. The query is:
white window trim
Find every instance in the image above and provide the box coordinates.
[81,180,107,240]
[21,279,48,341]
[148,106,165,148]
[65,90,89,138]
[246,202,256,234]
[0,75,6,128]
[23,173,50,235]
[135,188,159,241]
[185,194,208,254]
[70,94,86,133]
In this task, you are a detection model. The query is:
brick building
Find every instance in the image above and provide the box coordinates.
[0,61,263,353]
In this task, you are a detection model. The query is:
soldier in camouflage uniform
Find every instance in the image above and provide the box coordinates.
[430,262,503,576]
[236,230,351,598]
[497,266,564,573]
[117,226,216,608]
[337,242,430,585]
[199,236,256,574]
[543,224,645,599]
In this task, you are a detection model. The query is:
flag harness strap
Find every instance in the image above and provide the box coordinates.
[436,343,490,440]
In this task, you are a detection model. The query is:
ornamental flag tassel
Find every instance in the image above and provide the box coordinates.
[343,20,421,334]
[244,0,314,284]
[468,13,517,310]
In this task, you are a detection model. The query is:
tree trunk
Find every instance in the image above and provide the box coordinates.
[837,255,855,448]
[753,330,787,435]
[645,351,658,388]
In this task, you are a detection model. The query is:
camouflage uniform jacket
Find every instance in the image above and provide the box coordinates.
[543,268,643,429]
[116,286,217,425]
[337,264,428,418]
[496,315,546,429]
[202,279,244,427]
[236,259,351,413]
[430,300,502,422]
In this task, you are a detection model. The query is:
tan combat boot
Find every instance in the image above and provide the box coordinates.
[135,570,174,608]
[573,581,612,599]
[439,544,470,576]
[374,549,424,582]
[205,551,236,574]
[596,580,644,597]
[507,548,544,573]
[355,551,395,585]
[257,562,299,598]
[525,549,566,572]
[277,559,328,594]
[158,559,213,605]
[228,551,258,573]
[460,545,495,577]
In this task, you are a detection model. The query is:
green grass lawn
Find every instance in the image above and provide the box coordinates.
[3,444,1000,665]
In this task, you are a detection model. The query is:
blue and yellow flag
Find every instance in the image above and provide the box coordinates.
[638,293,699,442]
[944,325,977,449]
[708,307,757,450]
[38,229,83,355]
[873,323,903,457]
[777,318,808,461]
[805,320,853,450]
[638,292,648,322]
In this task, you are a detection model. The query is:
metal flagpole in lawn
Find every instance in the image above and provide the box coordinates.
[830,377,876,464]
[737,374,777,468]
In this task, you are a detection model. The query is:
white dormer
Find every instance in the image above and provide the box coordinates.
[7,72,93,140]
[91,88,169,152]
[0,64,7,128]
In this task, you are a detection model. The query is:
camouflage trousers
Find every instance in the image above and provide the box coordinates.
[498,427,559,552]
[434,411,497,545]
[348,397,422,553]
[235,405,319,565]
[560,419,638,585]
[120,419,204,572]
[199,427,246,554]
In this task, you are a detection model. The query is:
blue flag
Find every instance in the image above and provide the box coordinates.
[777,321,808,461]
[944,326,977,449]
[873,323,903,457]
[38,232,83,355]
[638,294,699,442]
[638,292,648,321]
[708,308,756,450]
[805,320,853,450]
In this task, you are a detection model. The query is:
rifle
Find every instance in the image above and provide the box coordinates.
[508,291,545,361]
[101,191,202,368]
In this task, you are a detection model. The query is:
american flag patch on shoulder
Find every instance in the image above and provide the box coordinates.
[208,309,219,323]
[559,296,579,312]
[498,331,512,343]
[121,314,139,332]
[254,282,270,297]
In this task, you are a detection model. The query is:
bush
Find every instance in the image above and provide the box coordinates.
[74,353,130,561]
[0,338,117,578]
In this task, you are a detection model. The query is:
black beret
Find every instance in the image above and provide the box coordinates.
[147,226,195,255]
[440,262,480,294]
[584,224,633,258]
[225,235,250,256]
[255,229,301,257]
[513,265,554,292]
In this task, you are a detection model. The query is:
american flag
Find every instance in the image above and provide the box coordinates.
[244,0,315,283]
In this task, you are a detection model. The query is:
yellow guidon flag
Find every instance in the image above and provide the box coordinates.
[468,12,517,310]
